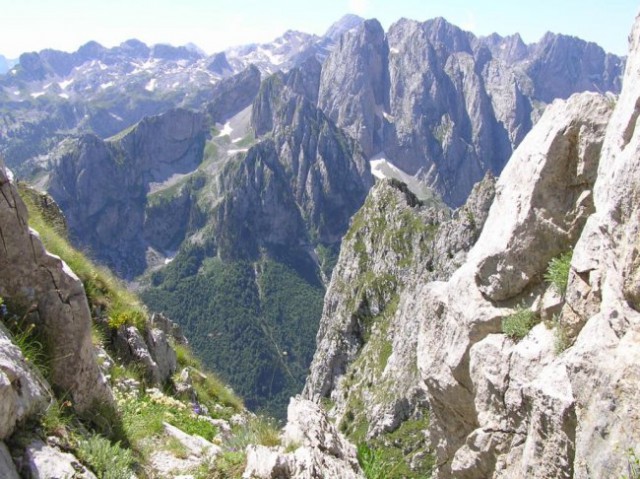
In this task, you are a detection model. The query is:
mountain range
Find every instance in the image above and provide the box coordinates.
[0,14,625,418]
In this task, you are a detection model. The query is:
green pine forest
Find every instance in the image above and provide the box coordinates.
[141,245,325,419]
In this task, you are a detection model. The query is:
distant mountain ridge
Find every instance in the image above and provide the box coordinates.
[0,15,623,205]
[0,54,16,74]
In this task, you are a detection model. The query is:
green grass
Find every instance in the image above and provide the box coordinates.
[19,184,149,331]
[225,415,281,451]
[75,434,134,479]
[357,442,399,479]
[502,307,537,341]
[1,297,50,378]
[544,251,572,296]
[623,448,640,479]
[41,399,74,437]
[118,392,219,446]
[354,414,434,479]
[209,451,247,479]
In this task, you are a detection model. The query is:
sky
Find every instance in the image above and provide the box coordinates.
[0,0,637,59]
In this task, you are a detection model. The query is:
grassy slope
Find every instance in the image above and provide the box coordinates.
[9,185,287,479]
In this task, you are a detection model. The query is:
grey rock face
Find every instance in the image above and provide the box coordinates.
[0,326,50,440]
[319,19,390,158]
[23,439,97,479]
[45,108,207,277]
[416,91,613,478]
[524,32,623,102]
[205,65,262,123]
[317,16,622,206]
[303,174,494,450]
[243,396,364,479]
[0,161,112,413]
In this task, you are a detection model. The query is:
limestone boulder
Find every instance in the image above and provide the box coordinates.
[0,326,50,440]
[145,327,177,384]
[23,439,97,479]
[0,442,19,479]
[113,325,161,385]
[0,161,112,414]
[243,397,363,479]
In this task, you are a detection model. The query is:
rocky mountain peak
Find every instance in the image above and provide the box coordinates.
[323,14,365,41]
[479,32,529,63]
[423,16,473,53]
[526,31,623,101]
[318,17,390,158]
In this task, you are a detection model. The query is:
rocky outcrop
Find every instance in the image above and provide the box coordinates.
[552,14,640,477]
[113,321,178,386]
[302,175,494,474]
[45,108,207,277]
[243,396,363,479]
[0,161,112,413]
[415,91,613,478]
[0,326,50,440]
[23,439,97,479]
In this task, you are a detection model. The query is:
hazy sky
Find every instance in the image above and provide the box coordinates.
[1,0,637,58]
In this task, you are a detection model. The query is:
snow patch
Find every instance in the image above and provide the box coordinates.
[58,93,69,99]
[370,154,413,184]
[164,251,177,265]
[261,48,285,65]
[390,47,400,54]
[218,122,233,136]
[58,79,74,89]
[110,112,124,121]
[145,78,157,92]
[228,148,248,154]
[30,91,45,98]
[100,82,114,90]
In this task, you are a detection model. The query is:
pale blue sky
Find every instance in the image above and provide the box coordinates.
[1,0,637,58]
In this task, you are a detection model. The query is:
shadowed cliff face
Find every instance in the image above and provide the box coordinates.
[45,108,207,278]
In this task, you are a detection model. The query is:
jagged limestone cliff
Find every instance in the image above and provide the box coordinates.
[302,13,640,479]
[302,175,495,475]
